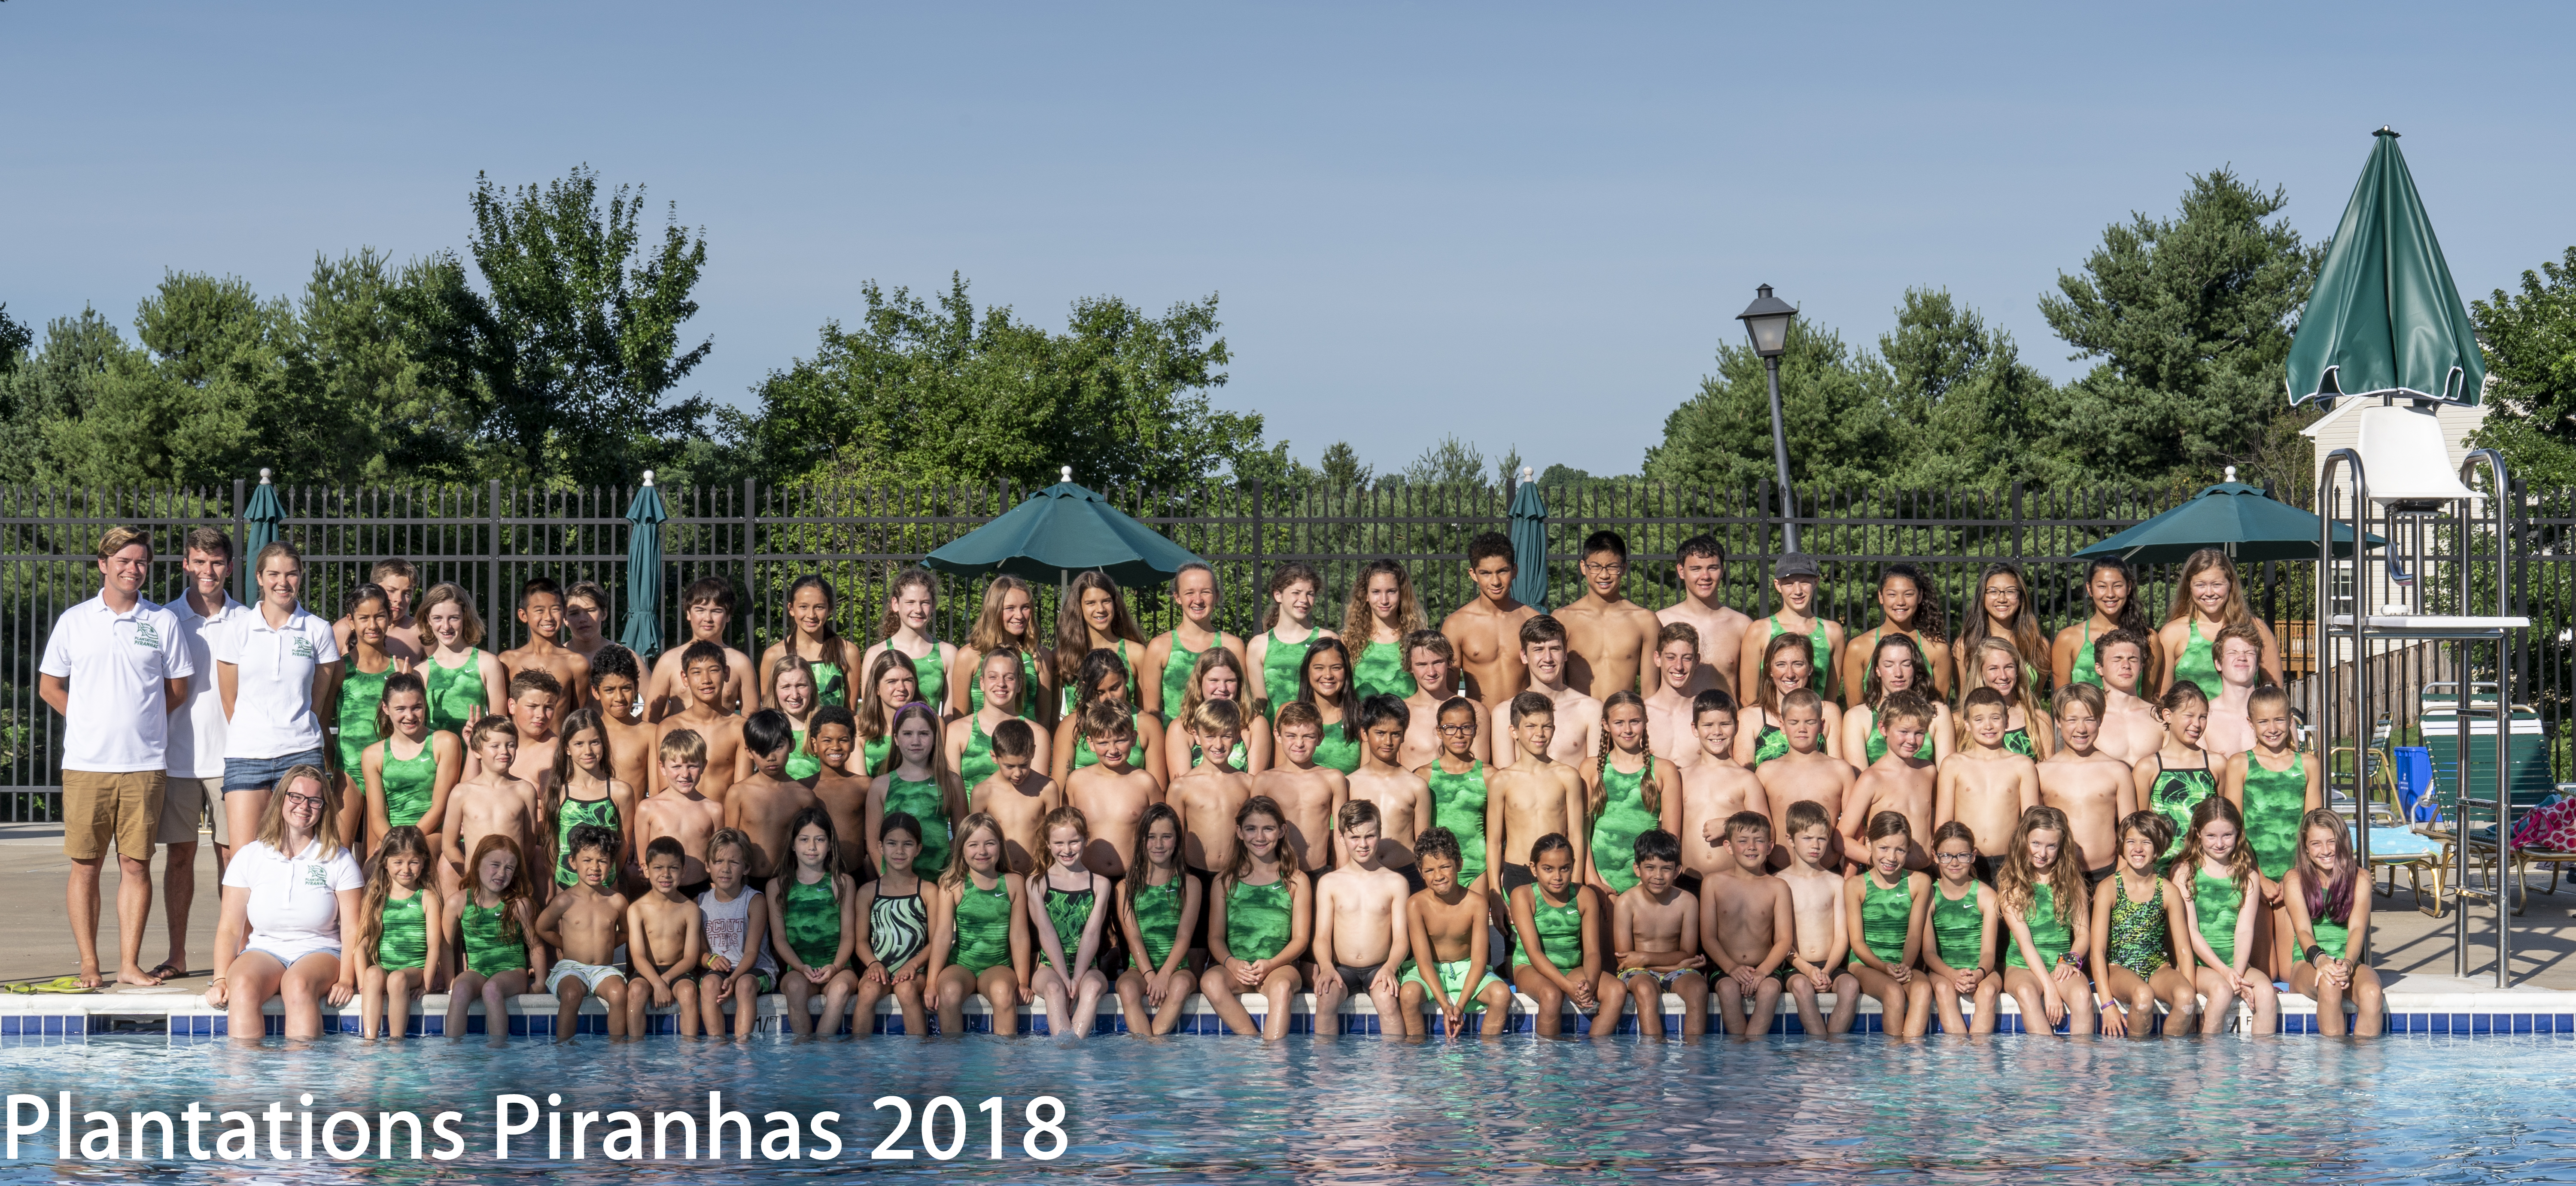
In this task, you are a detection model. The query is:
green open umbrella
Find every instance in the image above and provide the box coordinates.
[2287,128,2485,405]
[618,471,669,658]
[1507,469,1549,609]
[924,468,1204,587]
[239,468,283,602]
[2075,470,2381,564]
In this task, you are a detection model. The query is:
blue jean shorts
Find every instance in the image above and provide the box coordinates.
[222,749,327,794]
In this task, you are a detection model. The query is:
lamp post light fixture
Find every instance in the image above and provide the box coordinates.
[1737,284,1800,552]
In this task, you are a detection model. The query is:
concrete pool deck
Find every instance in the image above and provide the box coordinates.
[9,822,2576,1039]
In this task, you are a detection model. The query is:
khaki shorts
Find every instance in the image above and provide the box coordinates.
[158,777,225,846]
[62,770,166,861]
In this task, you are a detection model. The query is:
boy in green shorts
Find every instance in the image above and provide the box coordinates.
[1398,827,1513,1036]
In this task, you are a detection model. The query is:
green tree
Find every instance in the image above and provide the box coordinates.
[1317,441,1373,489]
[6,298,255,488]
[0,303,33,376]
[413,166,712,488]
[2038,168,2321,485]
[2469,245,2576,487]
[1877,288,2066,490]
[1401,434,1489,487]
[280,250,488,485]
[1643,317,1895,490]
[750,275,1262,490]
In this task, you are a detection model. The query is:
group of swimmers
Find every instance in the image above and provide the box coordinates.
[291,527,2380,1040]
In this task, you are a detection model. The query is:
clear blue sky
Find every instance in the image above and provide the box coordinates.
[6,2,2570,479]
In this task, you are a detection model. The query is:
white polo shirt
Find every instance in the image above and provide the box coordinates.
[222,837,363,949]
[214,603,340,760]
[167,592,249,780]
[38,593,192,773]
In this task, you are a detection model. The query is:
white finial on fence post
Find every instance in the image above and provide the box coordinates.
[258,468,272,484]
[1521,467,1533,481]
[642,469,656,487]
[2225,465,2238,483]
[1062,466,1073,483]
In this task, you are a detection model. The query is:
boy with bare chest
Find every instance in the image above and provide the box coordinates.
[1838,691,1937,871]
[1937,688,2042,877]
[1491,692,1588,893]
[635,730,725,890]
[444,718,541,901]
[1345,697,1428,888]
[1171,701,1254,880]
[803,707,869,873]
[1657,536,1750,701]
[1399,828,1513,1037]
[968,718,1062,876]
[498,578,590,713]
[1253,704,1347,876]
[1776,801,1859,1035]
[1554,531,1664,699]
[1699,811,1791,1039]
[1063,703,1160,880]
[622,836,704,1037]
[2036,683,2136,881]
[535,825,630,1040]
[588,646,658,792]
[1308,801,1412,1028]
[471,670,563,784]
[657,643,747,805]
[1679,693,1766,889]
[1439,533,1539,714]
[1399,631,1490,768]
[724,709,819,882]
[1519,616,1603,766]
[1755,690,1855,871]
[1642,624,1706,769]
[1612,829,1709,1037]
[2091,630,2167,763]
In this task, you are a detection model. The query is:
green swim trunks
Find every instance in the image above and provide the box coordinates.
[1399,957,1498,1002]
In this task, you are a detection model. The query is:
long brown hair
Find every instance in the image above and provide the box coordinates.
[1859,631,1935,710]
[2081,557,2153,638]
[2166,548,2254,630]
[1294,637,1360,743]
[1591,690,1659,819]
[2297,806,2357,926]
[1174,646,1253,728]
[1122,803,1185,913]
[1227,795,1300,883]
[1753,631,1813,715]
[463,832,533,946]
[874,566,941,643]
[967,574,1040,658]
[1874,562,1949,644]
[355,825,434,959]
[1053,570,1146,689]
[1998,806,2086,928]
[1958,563,2046,689]
[857,649,919,753]
[2176,795,2257,892]
[943,812,1008,892]
[1340,559,1424,642]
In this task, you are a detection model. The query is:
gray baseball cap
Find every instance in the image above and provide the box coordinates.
[1773,554,1821,580]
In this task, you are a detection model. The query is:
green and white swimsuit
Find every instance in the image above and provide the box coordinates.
[1513,886,1585,970]
[2149,753,2218,863]
[1308,716,1363,774]
[950,873,1014,974]
[377,736,439,828]
[460,898,526,978]
[1930,880,1984,970]
[1038,875,1097,971]
[1426,760,1491,887]
[959,716,999,789]
[2172,620,2222,701]
[554,791,620,887]
[2070,619,2101,688]
[2005,883,2072,970]
[882,775,953,876]
[335,662,392,775]
[1849,871,1913,968]
[1259,628,1322,722]
[376,889,428,971]
[2241,752,2308,880]
[1224,876,1292,963]
[2192,865,2247,968]
[1352,641,1416,704]
[1129,873,1185,970]
[2105,870,2168,975]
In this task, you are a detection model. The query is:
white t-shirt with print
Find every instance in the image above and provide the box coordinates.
[214,604,340,760]
[167,593,249,780]
[223,837,364,949]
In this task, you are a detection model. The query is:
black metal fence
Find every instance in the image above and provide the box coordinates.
[5,477,2569,807]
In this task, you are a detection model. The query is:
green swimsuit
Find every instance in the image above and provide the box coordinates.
[958,717,998,789]
[2003,725,2037,758]
[2005,883,2072,970]
[2149,754,2218,862]
[1849,871,1913,968]
[1513,886,1585,970]
[335,663,391,774]
[1930,881,1985,970]
[811,660,849,707]
[375,890,428,971]
[1309,719,1363,774]
[1039,877,1097,970]
[1259,628,1321,721]
[2311,907,2352,962]
[2105,870,2168,975]
[1426,760,1492,887]
[1130,873,1184,969]
[377,737,438,828]
[862,736,891,778]
[782,874,843,969]
[2070,620,2101,688]
[460,898,527,977]
[1767,614,1833,696]
[1352,641,1417,703]
[2192,865,2247,968]
[785,728,820,781]
[907,644,947,713]
[2172,620,2223,701]
[1750,722,1790,767]
[1160,634,1208,718]
[882,775,953,875]
[423,649,488,737]
[554,792,620,887]
[951,874,1014,974]
[1223,877,1292,962]
[1589,755,1658,894]
[2241,752,2308,879]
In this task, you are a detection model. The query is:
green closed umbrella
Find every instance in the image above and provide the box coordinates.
[239,467,284,601]
[1507,469,1549,609]
[2075,470,2381,564]
[2287,128,2485,405]
[618,471,669,658]
[924,468,1204,587]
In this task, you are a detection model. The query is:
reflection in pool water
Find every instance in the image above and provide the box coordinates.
[4,1034,2570,1183]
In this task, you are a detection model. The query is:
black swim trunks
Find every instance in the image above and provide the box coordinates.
[1398,862,1427,894]
[2085,864,2115,891]
[1502,862,1536,892]
[1335,963,1385,993]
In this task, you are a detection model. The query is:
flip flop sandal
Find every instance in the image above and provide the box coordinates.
[9,976,97,995]
[143,963,188,983]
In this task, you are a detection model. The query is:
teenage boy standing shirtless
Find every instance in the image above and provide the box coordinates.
[1658,534,1750,701]
[1554,531,1662,699]
[1519,616,1602,766]
[2036,682,2136,882]
[1441,532,1539,715]
[2090,629,2167,763]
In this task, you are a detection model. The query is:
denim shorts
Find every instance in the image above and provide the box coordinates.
[222,749,327,794]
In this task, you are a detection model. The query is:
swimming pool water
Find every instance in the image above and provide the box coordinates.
[6,1034,2571,1183]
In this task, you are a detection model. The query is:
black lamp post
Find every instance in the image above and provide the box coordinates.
[1737,284,1800,552]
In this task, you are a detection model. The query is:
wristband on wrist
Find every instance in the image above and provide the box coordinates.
[2306,944,2326,963]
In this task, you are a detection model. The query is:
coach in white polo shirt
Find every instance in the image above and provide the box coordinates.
[164,524,250,983]
[215,540,341,854]
[38,525,192,989]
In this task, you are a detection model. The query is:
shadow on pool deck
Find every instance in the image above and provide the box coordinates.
[7,821,2576,995]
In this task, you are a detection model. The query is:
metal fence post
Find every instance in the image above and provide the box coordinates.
[1248,480,1267,630]
[487,479,503,628]
[2010,480,2025,559]
[1755,480,1774,618]
[742,477,759,653]
[232,476,247,601]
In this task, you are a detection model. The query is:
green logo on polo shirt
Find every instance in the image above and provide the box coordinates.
[131,622,162,649]
[303,864,330,887]
[291,636,316,659]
